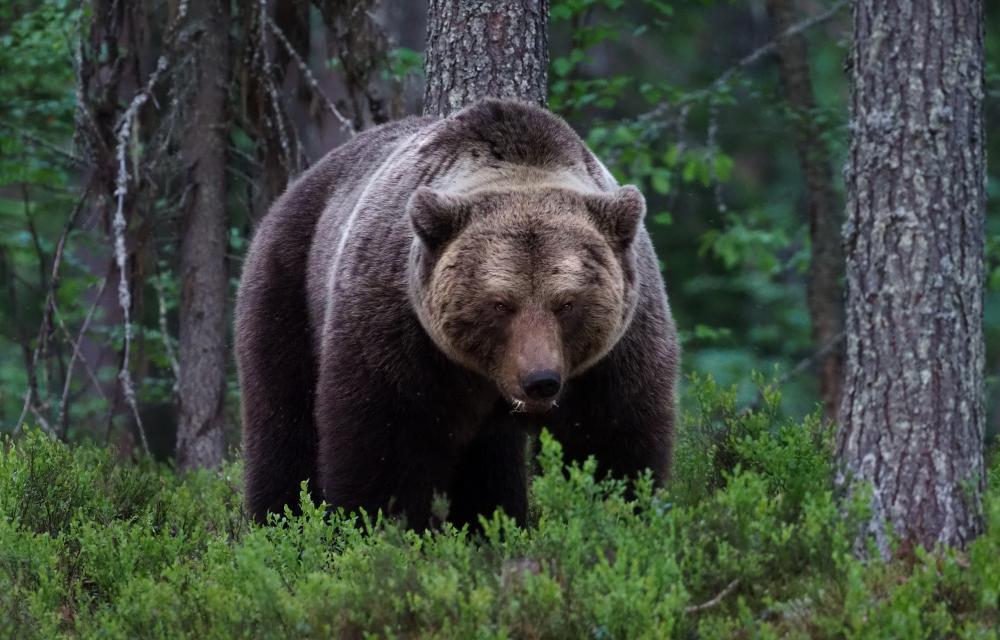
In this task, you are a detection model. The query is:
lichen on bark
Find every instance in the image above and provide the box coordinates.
[423,0,549,117]
[838,0,986,554]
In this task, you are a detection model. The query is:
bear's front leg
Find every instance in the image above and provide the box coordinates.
[447,407,529,530]
[314,395,460,530]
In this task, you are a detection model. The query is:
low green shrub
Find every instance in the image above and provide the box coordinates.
[1,379,998,638]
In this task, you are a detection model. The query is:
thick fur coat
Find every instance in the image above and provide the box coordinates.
[236,100,679,528]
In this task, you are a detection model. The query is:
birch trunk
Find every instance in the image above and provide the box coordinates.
[175,0,230,470]
[838,0,986,553]
[423,0,549,117]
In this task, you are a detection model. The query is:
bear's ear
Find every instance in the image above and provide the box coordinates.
[584,185,645,251]
[408,187,472,250]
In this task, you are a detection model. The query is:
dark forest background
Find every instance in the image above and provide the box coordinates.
[0,0,997,456]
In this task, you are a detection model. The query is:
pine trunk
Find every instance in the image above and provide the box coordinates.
[423,0,549,117]
[766,0,844,422]
[838,0,986,553]
[176,0,230,470]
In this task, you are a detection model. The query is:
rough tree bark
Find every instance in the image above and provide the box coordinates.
[766,0,844,422]
[838,0,986,553]
[423,0,549,117]
[175,0,230,470]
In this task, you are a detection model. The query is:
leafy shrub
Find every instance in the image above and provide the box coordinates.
[1,380,998,638]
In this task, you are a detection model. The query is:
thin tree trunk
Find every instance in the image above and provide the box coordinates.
[423,0,549,117]
[838,0,985,554]
[766,0,844,422]
[175,0,230,470]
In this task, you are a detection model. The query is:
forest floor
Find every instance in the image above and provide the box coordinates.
[2,378,999,639]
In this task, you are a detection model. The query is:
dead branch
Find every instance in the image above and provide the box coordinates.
[13,188,90,437]
[632,0,847,138]
[738,330,846,417]
[256,0,294,171]
[684,579,740,614]
[55,274,110,439]
[28,404,53,437]
[0,120,85,166]
[779,331,846,387]
[152,267,180,388]
[318,0,397,127]
[110,55,169,456]
[265,14,355,135]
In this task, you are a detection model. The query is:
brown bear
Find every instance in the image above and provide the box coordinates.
[235,100,679,529]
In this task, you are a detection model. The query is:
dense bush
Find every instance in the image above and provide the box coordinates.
[2,381,998,639]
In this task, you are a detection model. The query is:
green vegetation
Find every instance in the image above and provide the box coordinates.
[4,381,998,639]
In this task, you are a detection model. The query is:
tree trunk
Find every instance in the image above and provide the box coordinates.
[766,0,844,422]
[175,0,230,470]
[838,0,986,553]
[423,0,549,117]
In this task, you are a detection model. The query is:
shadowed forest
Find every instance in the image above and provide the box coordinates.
[2,0,1000,636]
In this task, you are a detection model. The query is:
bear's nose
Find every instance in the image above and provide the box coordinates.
[521,370,562,400]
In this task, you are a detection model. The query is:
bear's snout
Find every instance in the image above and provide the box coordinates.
[521,369,562,401]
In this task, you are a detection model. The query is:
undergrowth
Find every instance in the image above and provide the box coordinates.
[2,376,998,638]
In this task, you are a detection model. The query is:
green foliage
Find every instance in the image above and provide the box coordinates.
[3,380,999,637]
[384,47,425,83]
[545,0,850,415]
[0,0,82,426]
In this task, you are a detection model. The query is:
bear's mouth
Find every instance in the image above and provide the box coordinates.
[507,395,558,415]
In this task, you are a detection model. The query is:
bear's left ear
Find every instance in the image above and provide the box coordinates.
[584,185,645,251]
[408,187,472,250]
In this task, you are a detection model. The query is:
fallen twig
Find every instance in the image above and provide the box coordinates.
[684,579,740,614]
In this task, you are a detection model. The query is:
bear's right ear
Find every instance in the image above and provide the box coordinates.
[408,187,472,250]
[584,185,645,252]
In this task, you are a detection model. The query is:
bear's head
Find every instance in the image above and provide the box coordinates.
[408,185,644,414]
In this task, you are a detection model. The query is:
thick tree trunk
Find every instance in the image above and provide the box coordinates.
[766,0,844,422]
[423,0,549,116]
[175,0,230,470]
[838,0,985,553]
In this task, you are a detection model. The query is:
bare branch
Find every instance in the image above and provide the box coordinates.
[684,579,740,614]
[738,330,846,417]
[55,274,110,438]
[265,14,355,136]
[0,120,85,166]
[776,331,846,388]
[632,1,847,135]
[110,55,169,456]
[153,267,180,388]
[256,0,293,170]
[28,403,53,437]
[13,187,90,436]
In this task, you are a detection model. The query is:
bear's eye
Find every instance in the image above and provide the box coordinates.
[494,302,511,314]
[557,301,574,315]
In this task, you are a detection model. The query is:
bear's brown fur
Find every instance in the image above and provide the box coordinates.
[236,100,679,529]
